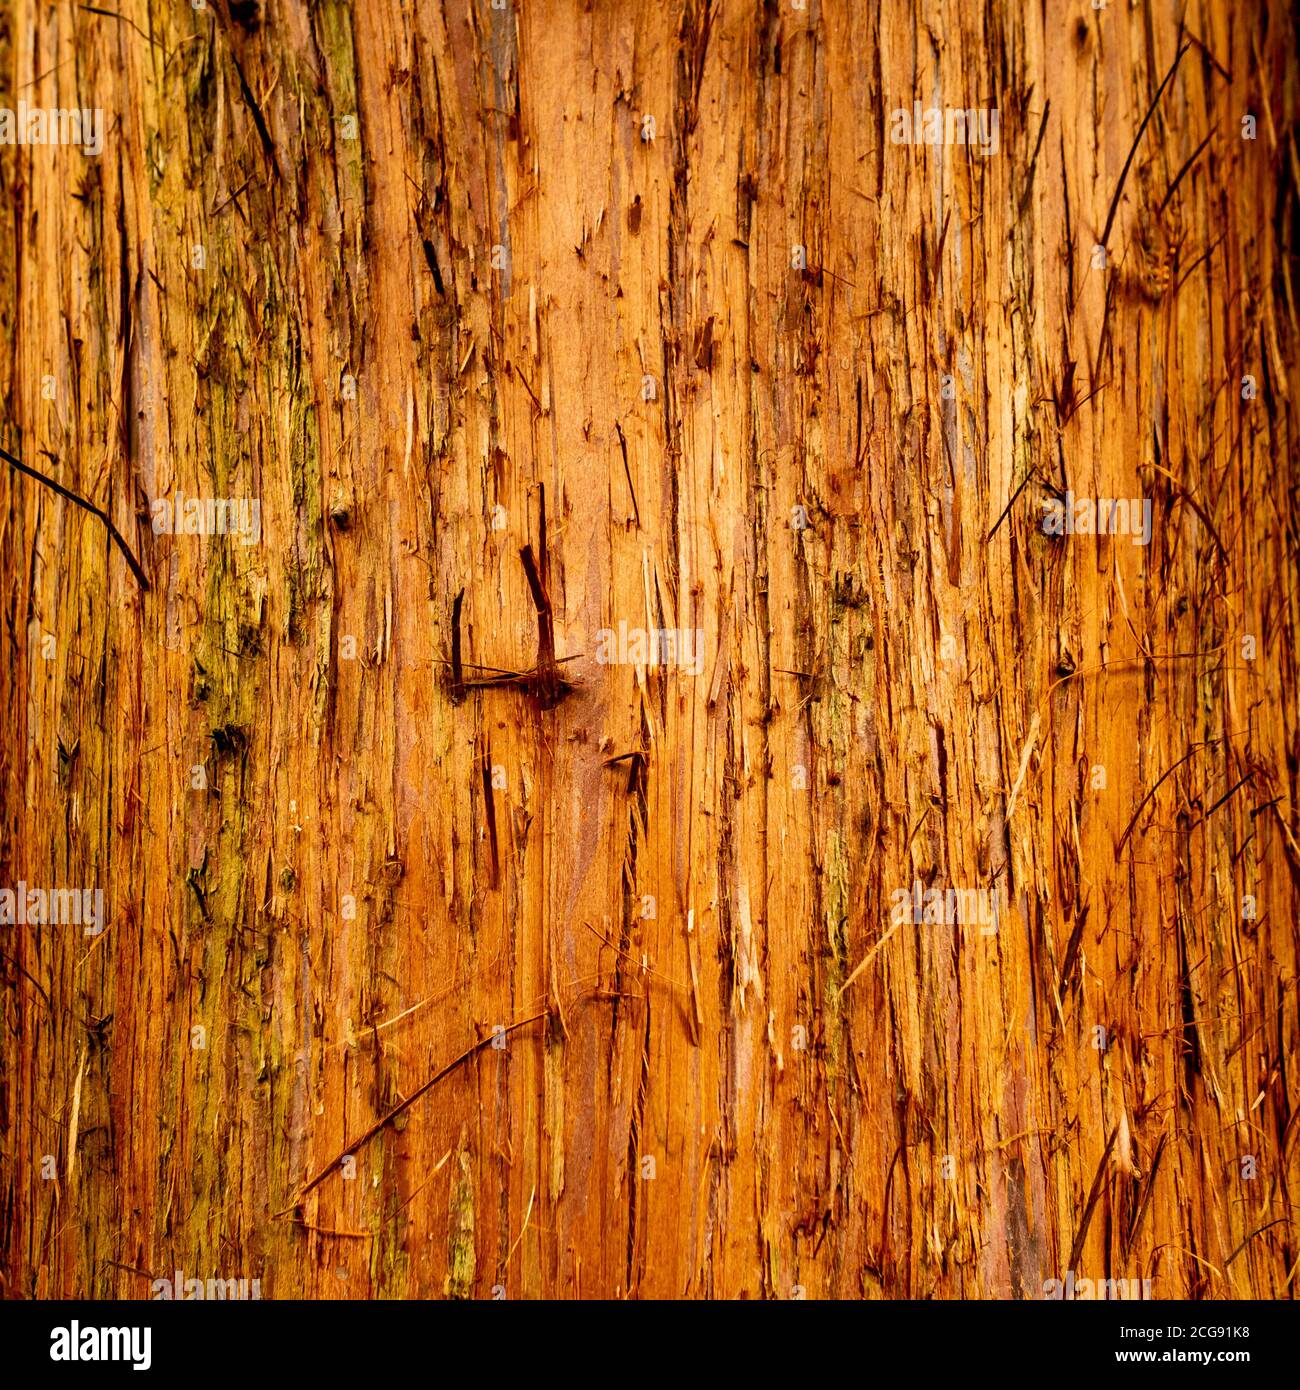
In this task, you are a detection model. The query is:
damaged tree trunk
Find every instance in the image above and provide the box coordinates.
[1,0,1298,1299]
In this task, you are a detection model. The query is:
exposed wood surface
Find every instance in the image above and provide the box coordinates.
[1,0,1297,1299]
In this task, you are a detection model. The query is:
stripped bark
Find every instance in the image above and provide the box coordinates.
[1,0,1298,1300]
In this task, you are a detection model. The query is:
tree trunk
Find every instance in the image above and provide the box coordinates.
[2,0,1298,1301]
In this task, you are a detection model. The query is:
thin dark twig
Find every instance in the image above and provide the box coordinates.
[986,467,1039,541]
[519,543,560,707]
[291,1008,548,1202]
[1223,1218,1292,1269]
[1184,30,1232,83]
[481,748,500,888]
[1,443,150,592]
[1016,99,1050,221]
[1100,43,1189,250]
[1116,740,1219,859]
[450,589,465,700]
[1193,772,1252,828]
[1158,127,1214,218]
[1067,1125,1119,1273]
[1172,230,1225,298]
[78,5,168,56]
[615,421,641,528]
